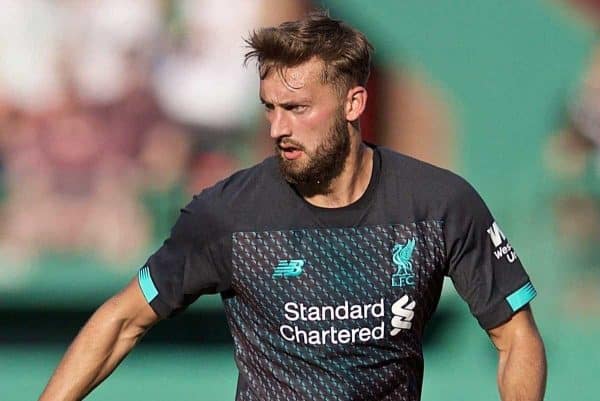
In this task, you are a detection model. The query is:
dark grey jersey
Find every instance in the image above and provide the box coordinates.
[138,146,536,401]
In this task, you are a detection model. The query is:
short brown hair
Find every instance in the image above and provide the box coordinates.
[244,11,374,94]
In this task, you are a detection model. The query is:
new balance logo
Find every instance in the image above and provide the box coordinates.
[390,295,416,336]
[272,259,305,278]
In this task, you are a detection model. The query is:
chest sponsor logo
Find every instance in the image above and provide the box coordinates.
[272,259,305,278]
[486,222,517,263]
[391,239,416,287]
[390,295,416,336]
[278,295,416,345]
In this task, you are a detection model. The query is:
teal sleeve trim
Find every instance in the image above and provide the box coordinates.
[506,281,536,311]
[138,266,158,303]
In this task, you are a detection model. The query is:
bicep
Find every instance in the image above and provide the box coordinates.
[487,305,547,400]
[102,277,162,331]
[487,306,542,351]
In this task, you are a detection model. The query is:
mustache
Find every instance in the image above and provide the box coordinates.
[276,138,305,151]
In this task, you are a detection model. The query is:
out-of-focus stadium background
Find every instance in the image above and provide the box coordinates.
[1,0,599,400]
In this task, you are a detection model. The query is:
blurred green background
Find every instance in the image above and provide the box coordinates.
[1,1,599,400]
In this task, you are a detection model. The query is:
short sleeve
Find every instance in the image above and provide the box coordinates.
[444,179,536,330]
[137,194,232,318]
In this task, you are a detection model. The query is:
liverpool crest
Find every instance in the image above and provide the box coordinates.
[391,239,416,287]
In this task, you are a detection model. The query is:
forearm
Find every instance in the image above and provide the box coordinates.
[39,291,153,401]
[496,329,547,401]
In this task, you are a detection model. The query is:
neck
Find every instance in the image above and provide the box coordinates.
[299,138,374,208]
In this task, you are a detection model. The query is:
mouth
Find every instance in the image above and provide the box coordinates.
[278,143,304,161]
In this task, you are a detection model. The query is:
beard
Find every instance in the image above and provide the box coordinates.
[276,109,351,193]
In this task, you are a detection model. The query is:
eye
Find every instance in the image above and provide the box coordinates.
[286,104,308,113]
[295,105,308,113]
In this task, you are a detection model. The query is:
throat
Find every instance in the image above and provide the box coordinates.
[301,145,374,208]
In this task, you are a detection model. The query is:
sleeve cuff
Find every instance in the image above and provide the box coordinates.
[137,266,172,319]
[475,281,537,330]
[506,281,537,312]
[138,266,158,302]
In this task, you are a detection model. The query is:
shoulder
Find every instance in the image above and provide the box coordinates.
[378,146,476,203]
[186,156,281,215]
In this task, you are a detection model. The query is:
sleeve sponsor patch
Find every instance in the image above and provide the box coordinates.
[486,221,518,263]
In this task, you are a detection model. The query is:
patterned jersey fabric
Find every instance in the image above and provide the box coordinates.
[138,145,536,401]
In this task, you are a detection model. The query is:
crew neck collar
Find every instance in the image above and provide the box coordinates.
[279,143,381,227]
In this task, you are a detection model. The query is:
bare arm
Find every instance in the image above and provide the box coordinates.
[488,306,547,401]
[39,277,161,401]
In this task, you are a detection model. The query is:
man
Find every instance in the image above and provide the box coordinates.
[39,13,547,401]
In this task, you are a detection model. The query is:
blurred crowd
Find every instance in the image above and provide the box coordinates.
[545,0,600,312]
[0,0,309,270]
[0,0,453,277]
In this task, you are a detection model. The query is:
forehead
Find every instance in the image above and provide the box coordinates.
[259,58,330,99]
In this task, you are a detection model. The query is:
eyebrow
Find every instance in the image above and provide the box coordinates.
[260,97,311,107]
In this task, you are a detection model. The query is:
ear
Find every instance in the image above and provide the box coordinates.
[344,86,368,122]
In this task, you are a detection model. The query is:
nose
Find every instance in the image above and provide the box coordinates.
[269,109,291,139]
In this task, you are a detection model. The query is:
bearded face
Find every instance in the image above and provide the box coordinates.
[276,107,350,190]
[259,58,355,192]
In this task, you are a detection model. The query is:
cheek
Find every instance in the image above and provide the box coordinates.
[304,108,332,128]
[294,108,337,143]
